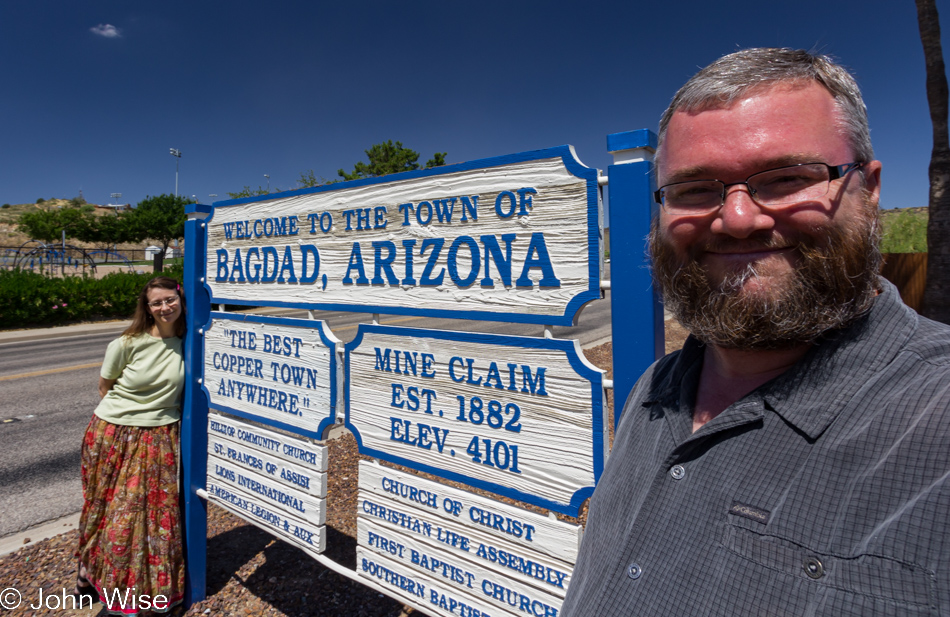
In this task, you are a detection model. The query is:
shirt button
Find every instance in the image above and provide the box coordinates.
[626,563,642,580]
[803,557,824,579]
[670,465,685,480]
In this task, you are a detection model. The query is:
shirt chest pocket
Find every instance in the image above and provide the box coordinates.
[716,524,937,616]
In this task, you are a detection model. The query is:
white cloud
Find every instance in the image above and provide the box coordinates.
[90,24,121,38]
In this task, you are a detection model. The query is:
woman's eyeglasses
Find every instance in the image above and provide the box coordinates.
[148,296,180,309]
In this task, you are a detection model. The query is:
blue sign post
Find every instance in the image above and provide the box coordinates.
[182,204,212,606]
[605,129,664,426]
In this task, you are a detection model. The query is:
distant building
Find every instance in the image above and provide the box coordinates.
[145,245,182,259]
[95,204,131,213]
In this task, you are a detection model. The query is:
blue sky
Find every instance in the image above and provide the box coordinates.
[0,0,945,212]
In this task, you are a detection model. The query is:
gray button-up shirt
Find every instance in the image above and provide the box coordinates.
[561,280,950,616]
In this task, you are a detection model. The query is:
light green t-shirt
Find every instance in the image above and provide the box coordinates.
[95,332,185,426]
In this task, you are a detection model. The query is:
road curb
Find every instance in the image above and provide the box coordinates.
[0,320,131,345]
[0,512,80,557]
[582,334,612,350]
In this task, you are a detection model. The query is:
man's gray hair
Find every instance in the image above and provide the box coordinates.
[656,48,873,165]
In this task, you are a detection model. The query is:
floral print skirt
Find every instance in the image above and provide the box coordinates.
[78,415,185,615]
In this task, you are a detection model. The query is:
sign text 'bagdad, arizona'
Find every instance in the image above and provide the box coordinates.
[204,147,600,325]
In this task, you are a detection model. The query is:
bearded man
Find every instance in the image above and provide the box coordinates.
[560,48,950,616]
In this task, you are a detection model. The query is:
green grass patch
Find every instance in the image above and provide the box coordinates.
[880,207,928,253]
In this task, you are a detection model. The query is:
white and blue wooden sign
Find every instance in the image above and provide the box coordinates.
[206,480,327,556]
[203,413,329,556]
[358,461,580,574]
[357,461,579,617]
[202,312,341,440]
[181,132,662,609]
[208,458,325,526]
[202,147,601,326]
[345,325,606,516]
[206,412,328,498]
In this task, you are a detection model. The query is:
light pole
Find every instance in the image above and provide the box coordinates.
[169,148,181,196]
[264,174,270,192]
[209,194,218,202]
[110,192,122,217]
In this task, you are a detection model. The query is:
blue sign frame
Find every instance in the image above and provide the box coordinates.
[343,324,606,517]
[181,133,661,608]
[203,146,601,327]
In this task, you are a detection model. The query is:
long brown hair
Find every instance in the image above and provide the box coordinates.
[122,276,187,338]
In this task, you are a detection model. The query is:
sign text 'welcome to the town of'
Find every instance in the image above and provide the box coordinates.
[203,147,601,325]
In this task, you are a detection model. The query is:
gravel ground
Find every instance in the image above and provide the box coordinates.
[0,330,691,617]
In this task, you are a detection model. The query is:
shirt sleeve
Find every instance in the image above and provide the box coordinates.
[100,337,131,380]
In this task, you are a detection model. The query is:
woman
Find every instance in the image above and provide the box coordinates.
[76,276,186,615]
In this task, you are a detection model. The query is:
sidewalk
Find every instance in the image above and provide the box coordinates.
[0,305,311,346]
[0,513,80,557]
[0,319,131,345]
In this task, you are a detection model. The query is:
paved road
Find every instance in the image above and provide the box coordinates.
[0,296,611,538]
[0,331,108,539]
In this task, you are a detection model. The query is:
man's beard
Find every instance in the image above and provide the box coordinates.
[649,200,882,350]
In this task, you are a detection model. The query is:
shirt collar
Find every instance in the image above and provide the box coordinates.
[645,279,918,440]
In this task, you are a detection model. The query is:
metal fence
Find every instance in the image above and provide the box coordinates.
[0,243,184,273]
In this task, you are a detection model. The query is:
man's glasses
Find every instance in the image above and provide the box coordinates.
[654,162,865,215]
[148,296,180,309]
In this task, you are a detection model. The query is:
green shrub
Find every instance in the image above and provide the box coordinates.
[0,268,184,329]
[880,208,928,253]
[163,262,184,280]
